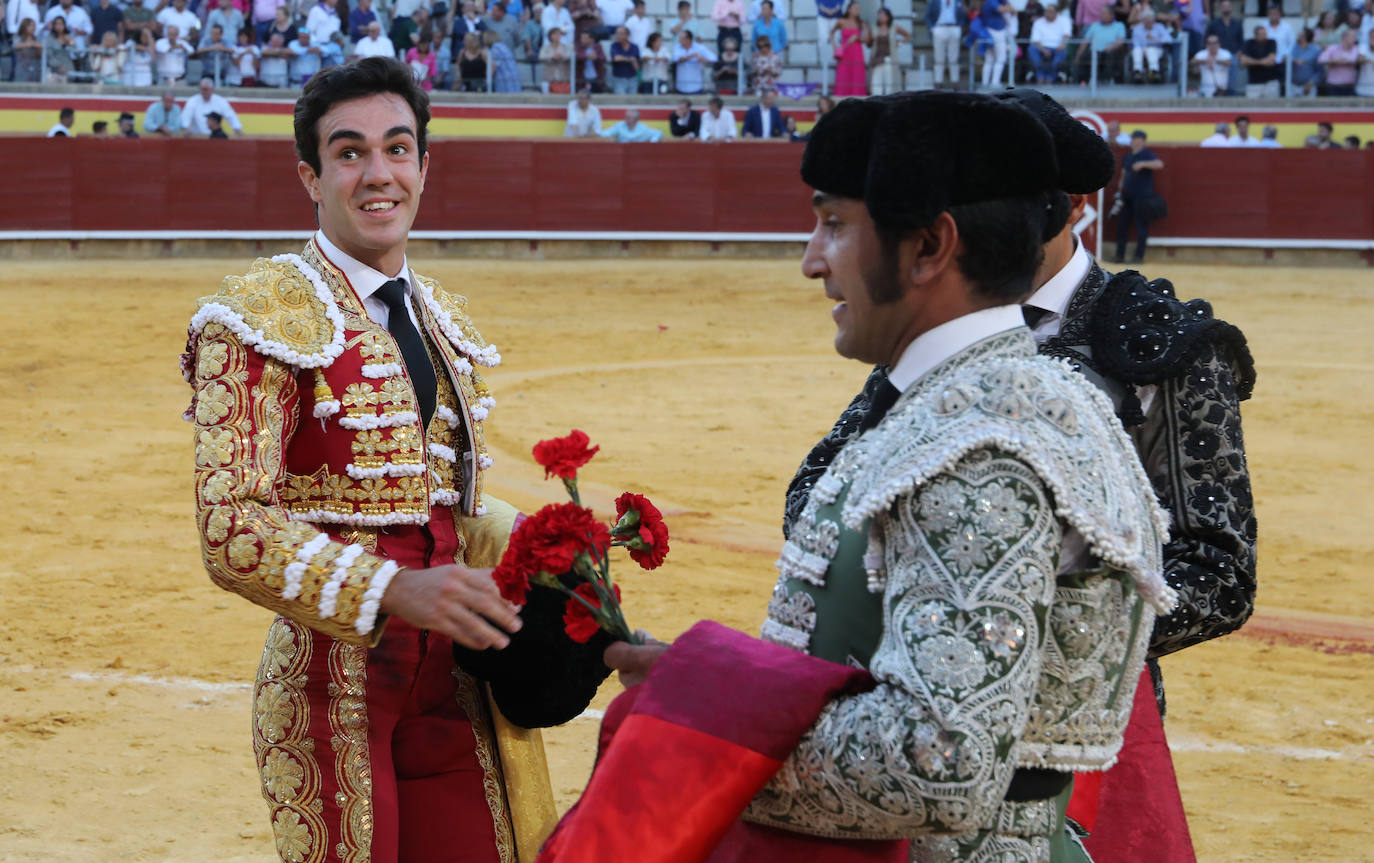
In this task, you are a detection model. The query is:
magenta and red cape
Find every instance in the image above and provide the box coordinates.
[536,620,910,863]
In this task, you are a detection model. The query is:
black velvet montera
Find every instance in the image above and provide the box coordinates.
[451,574,614,729]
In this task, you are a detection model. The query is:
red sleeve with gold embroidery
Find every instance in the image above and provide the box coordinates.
[191,322,397,645]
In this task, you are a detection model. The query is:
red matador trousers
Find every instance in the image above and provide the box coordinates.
[251,512,516,863]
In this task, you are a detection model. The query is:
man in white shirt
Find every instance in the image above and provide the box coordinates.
[1265,5,1294,61]
[1191,33,1233,96]
[564,89,602,136]
[46,107,75,137]
[699,96,736,141]
[355,20,397,57]
[5,0,41,39]
[1226,114,1260,147]
[598,0,634,30]
[542,0,574,39]
[182,77,245,136]
[1199,120,1231,146]
[43,0,92,57]
[306,0,343,45]
[206,0,247,44]
[624,0,654,50]
[156,25,193,83]
[671,28,715,93]
[155,0,200,45]
[1029,4,1071,83]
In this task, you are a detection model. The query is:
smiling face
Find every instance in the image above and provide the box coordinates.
[297,92,428,276]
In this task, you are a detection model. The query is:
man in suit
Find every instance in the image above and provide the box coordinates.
[741,85,784,138]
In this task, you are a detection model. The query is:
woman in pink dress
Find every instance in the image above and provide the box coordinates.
[830,1,870,96]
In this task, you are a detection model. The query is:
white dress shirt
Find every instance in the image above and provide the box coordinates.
[1225,133,1260,147]
[313,230,420,330]
[181,92,243,134]
[354,33,397,57]
[1199,132,1231,147]
[305,3,342,44]
[699,107,736,141]
[624,11,654,49]
[564,101,603,136]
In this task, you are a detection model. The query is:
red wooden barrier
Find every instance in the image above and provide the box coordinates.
[4,138,1372,241]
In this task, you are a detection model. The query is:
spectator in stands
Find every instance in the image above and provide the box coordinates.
[1105,119,1131,145]
[815,93,834,119]
[259,31,292,86]
[750,33,783,91]
[1175,0,1207,57]
[784,114,804,141]
[1318,29,1359,95]
[44,0,90,62]
[672,28,715,93]
[831,1,870,95]
[391,6,426,55]
[144,90,183,135]
[642,31,672,92]
[287,29,325,85]
[355,20,395,57]
[1199,119,1230,145]
[267,6,298,49]
[1114,129,1164,263]
[574,28,605,89]
[712,0,745,55]
[1290,27,1321,96]
[46,106,75,137]
[198,25,237,83]
[183,77,244,136]
[626,0,654,50]
[305,0,341,46]
[405,28,441,89]
[204,0,245,47]
[714,35,741,92]
[1258,124,1280,147]
[452,2,488,53]
[564,87,602,135]
[1344,134,1362,148]
[599,0,635,38]
[156,0,200,46]
[1075,3,1128,83]
[669,98,701,137]
[1356,28,1374,96]
[752,0,786,52]
[600,106,663,141]
[232,29,261,86]
[569,0,603,40]
[10,18,42,83]
[349,0,378,42]
[43,15,77,81]
[665,0,696,42]
[540,27,572,91]
[1312,9,1337,46]
[118,0,154,46]
[117,111,139,138]
[88,0,122,49]
[1312,121,1338,148]
[1239,24,1280,97]
[741,84,783,137]
[1228,114,1258,145]
[252,0,287,44]
[868,8,908,95]
[1075,0,1110,32]
[699,95,736,141]
[608,24,640,93]
[543,0,574,40]
[92,30,125,84]
[153,25,191,84]
[486,29,522,90]
[1264,5,1294,62]
[91,120,110,137]
[1129,8,1171,83]
[1191,32,1232,96]
[1205,0,1243,92]
[925,0,966,87]
[456,30,489,89]
[1030,2,1072,84]
[123,28,157,86]
[817,0,842,18]
[520,7,545,60]
[489,2,524,52]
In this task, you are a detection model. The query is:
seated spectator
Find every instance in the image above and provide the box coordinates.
[1312,121,1339,149]
[1030,2,1072,84]
[43,16,77,82]
[565,88,602,136]
[1239,24,1280,98]
[573,29,606,90]
[157,0,202,46]
[486,29,522,91]
[669,98,701,138]
[1190,32,1233,96]
[117,112,139,138]
[699,95,736,141]
[90,121,110,137]
[672,29,716,93]
[199,25,238,83]
[355,20,396,57]
[1290,27,1322,97]
[287,29,326,85]
[259,32,293,87]
[304,0,342,47]
[742,85,784,138]
[1199,120,1231,146]
[542,0,574,42]
[608,25,641,94]
[1129,8,1171,83]
[784,114,805,141]
[712,0,746,55]
[156,25,193,84]
[1075,4,1128,83]
[1228,114,1258,146]
[1257,125,1281,147]
[752,0,786,52]
[751,34,783,91]
[570,0,604,40]
[1318,29,1359,95]
[406,28,441,89]
[452,0,488,53]
[1204,0,1243,91]
[183,77,243,137]
[642,32,673,93]
[540,27,573,92]
[205,112,230,138]
[12,18,44,83]
[1344,134,1362,148]
[143,91,183,136]
[626,0,655,50]
[599,107,663,141]
[714,35,741,92]
[349,0,378,42]
[47,107,75,137]
[1358,29,1374,97]
[456,30,490,90]
[92,30,124,84]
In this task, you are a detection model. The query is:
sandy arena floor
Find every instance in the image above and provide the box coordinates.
[2,256,1372,862]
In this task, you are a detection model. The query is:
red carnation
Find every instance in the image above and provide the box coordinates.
[614,492,670,570]
[491,545,532,605]
[532,430,600,481]
[563,582,620,644]
[521,501,611,577]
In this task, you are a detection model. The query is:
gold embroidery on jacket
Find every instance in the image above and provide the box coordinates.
[452,670,516,863]
[329,642,374,863]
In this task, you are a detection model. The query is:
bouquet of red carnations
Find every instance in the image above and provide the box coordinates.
[492,430,668,645]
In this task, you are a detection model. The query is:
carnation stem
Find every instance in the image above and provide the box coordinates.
[562,477,581,507]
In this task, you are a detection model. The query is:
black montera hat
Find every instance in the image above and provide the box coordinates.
[801,91,1059,231]
[994,88,1116,194]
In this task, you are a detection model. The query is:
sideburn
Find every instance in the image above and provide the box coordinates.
[864,228,907,306]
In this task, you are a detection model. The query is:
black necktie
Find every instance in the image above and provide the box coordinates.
[858,377,901,433]
[1022,305,1050,329]
[376,279,437,430]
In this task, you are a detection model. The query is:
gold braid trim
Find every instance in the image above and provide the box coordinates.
[452,669,517,863]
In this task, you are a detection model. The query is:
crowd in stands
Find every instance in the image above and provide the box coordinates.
[3,0,1373,96]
